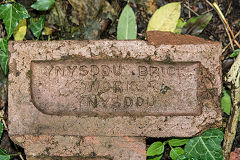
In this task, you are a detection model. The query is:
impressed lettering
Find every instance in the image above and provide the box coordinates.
[31,60,201,116]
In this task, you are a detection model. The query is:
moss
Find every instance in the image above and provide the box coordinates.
[160,85,171,94]
[60,55,73,60]
[108,144,112,148]
[26,70,31,78]
[162,54,173,63]
[126,51,131,57]
[44,147,51,155]
[164,117,168,122]
[89,47,94,57]
[89,152,97,157]
[92,95,98,108]
[154,50,157,56]
[143,55,152,64]
[15,71,20,77]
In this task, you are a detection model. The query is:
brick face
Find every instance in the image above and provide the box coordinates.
[8,36,222,159]
[13,135,146,160]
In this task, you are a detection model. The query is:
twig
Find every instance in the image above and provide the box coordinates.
[205,0,234,50]
[205,0,214,9]
[2,119,7,130]
[19,153,24,160]
[225,1,232,17]
[222,30,240,54]
[202,8,214,14]
[223,24,234,50]
[183,3,199,16]
[9,152,24,160]
[187,0,191,18]
[212,2,240,49]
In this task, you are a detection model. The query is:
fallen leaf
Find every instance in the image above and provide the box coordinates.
[181,13,213,36]
[13,19,27,41]
[147,2,181,32]
[117,4,137,40]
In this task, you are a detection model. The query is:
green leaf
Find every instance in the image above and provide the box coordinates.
[0,148,10,160]
[13,19,27,41]
[0,121,3,138]
[168,139,189,147]
[0,3,29,39]
[0,38,8,75]
[230,49,240,58]
[147,155,162,160]
[31,0,55,11]
[174,18,186,34]
[177,154,199,160]
[147,142,165,156]
[147,2,181,32]
[184,129,224,160]
[30,16,45,39]
[117,4,137,40]
[176,154,187,160]
[221,87,231,115]
[181,13,213,36]
[170,147,184,160]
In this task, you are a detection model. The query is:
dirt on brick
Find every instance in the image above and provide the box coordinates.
[147,31,218,45]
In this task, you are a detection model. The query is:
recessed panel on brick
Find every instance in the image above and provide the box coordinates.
[31,60,200,116]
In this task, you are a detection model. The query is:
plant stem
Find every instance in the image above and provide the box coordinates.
[223,54,240,160]
[223,88,240,160]
[10,153,20,157]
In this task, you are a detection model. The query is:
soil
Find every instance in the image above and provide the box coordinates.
[147,31,218,45]
[1,0,240,159]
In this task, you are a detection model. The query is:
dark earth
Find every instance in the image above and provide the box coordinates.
[0,0,240,159]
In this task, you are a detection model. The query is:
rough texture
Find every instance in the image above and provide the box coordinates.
[147,31,217,45]
[12,136,145,160]
[31,60,200,116]
[8,36,222,158]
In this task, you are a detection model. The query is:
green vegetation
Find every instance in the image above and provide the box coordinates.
[0,0,55,75]
[229,49,240,58]
[147,139,188,160]
[147,129,224,160]
[117,4,137,40]
[146,2,212,35]
[31,0,55,11]
[0,122,10,159]
[30,16,45,39]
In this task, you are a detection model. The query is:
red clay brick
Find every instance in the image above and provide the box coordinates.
[8,34,222,159]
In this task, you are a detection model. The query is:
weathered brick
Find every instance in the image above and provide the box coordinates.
[8,34,222,159]
[12,136,145,160]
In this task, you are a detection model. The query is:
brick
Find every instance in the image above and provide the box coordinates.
[12,136,145,160]
[8,34,222,158]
